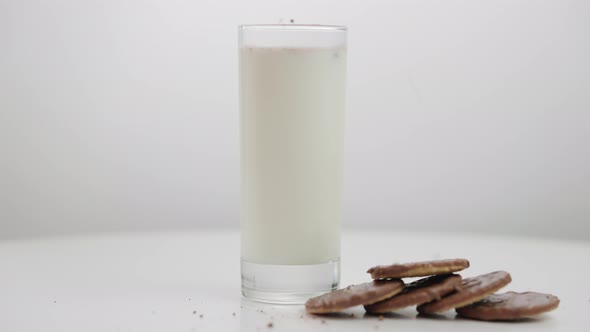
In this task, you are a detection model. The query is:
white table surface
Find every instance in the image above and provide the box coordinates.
[0,229,588,331]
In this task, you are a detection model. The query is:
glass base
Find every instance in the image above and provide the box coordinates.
[241,259,340,304]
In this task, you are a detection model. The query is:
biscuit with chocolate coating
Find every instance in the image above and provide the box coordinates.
[367,259,470,279]
[417,271,511,314]
[365,274,462,313]
[305,280,405,314]
[456,291,559,321]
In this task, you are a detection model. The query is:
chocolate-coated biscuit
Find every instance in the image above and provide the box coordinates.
[364,274,462,314]
[367,259,470,279]
[417,271,511,314]
[305,279,405,314]
[456,291,560,321]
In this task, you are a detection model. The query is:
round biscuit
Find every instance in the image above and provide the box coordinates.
[417,271,511,314]
[305,279,405,314]
[456,291,560,321]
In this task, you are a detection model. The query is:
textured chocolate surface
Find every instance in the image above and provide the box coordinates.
[456,291,560,321]
[305,280,405,314]
[364,274,463,313]
[367,259,470,279]
[417,271,511,314]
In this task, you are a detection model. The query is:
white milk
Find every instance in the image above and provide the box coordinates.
[240,46,346,265]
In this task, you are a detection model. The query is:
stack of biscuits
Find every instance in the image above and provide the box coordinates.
[305,258,559,321]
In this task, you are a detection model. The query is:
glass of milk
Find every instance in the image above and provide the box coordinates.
[239,24,347,303]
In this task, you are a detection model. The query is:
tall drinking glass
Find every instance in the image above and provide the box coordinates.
[239,24,347,303]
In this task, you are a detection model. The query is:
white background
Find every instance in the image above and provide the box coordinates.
[1,0,589,240]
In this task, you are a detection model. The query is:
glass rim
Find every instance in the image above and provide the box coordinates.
[239,24,347,32]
